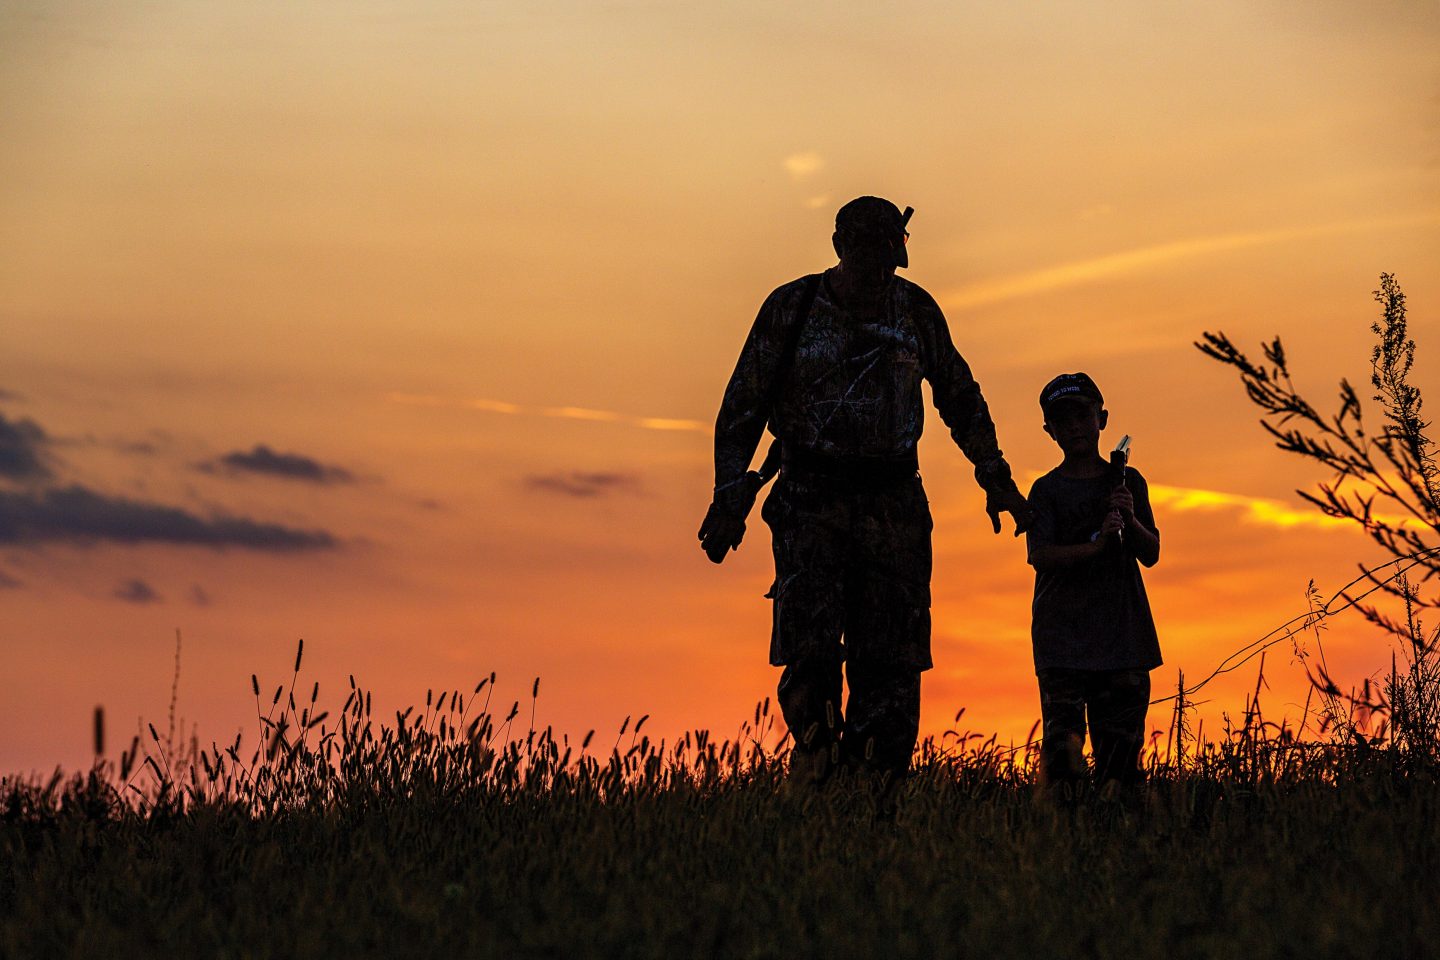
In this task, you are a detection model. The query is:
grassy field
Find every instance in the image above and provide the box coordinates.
[4,655,1437,960]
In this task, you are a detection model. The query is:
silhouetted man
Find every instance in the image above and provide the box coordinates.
[700,196,1029,785]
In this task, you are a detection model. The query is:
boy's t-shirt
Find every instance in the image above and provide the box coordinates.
[1025,467,1162,673]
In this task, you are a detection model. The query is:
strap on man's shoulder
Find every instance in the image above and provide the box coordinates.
[775,273,822,388]
[753,273,823,483]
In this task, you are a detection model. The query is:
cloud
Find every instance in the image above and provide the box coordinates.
[1150,484,1340,529]
[199,445,355,484]
[636,418,705,432]
[1148,483,1358,531]
[523,472,642,499]
[188,583,211,606]
[944,212,1440,309]
[469,399,521,414]
[387,393,709,434]
[0,568,20,588]
[0,485,337,550]
[783,152,824,180]
[541,407,622,423]
[0,412,54,482]
[114,578,161,604]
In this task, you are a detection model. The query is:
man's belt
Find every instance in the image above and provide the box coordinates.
[780,444,919,487]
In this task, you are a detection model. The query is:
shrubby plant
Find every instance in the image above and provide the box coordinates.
[1198,274,1440,765]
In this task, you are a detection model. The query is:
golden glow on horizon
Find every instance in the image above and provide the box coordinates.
[1150,484,1350,530]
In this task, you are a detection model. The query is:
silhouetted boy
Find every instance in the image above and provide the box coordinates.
[1026,373,1161,794]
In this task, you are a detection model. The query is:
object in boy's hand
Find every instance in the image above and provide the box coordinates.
[1109,435,1131,543]
[1109,434,1131,478]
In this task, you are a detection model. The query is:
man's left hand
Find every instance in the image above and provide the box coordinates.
[985,488,1032,536]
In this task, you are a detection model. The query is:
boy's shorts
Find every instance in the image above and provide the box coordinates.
[1036,667,1150,787]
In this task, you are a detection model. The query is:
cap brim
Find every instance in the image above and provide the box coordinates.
[1041,393,1098,412]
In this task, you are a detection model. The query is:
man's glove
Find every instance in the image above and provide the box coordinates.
[698,472,764,563]
[985,486,1033,537]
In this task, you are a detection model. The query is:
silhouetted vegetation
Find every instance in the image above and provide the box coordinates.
[3,638,1437,958]
[1198,274,1440,769]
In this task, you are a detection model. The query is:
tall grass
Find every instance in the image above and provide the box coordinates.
[3,643,1437,960]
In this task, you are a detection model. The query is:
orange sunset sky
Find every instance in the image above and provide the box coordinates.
[3,1,1438,774]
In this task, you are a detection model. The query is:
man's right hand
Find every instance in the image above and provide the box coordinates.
[698,503,747,563]
[700,473,764,563]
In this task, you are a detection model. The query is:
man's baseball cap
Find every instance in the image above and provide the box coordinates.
[835,196,909,268]
[1039,372,1104,412]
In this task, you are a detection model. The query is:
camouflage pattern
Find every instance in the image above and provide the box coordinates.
[712,273,1017,504]
[761,473,933,669]
[779,653,922,780]
[712,266,1020,779]
[1037,667,1151,787]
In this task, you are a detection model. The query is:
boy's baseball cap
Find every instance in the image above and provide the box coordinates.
[1039,372,1104,412]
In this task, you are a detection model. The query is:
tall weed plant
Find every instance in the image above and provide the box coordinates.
[1197,274,1440,769]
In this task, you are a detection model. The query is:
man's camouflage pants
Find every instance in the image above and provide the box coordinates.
[761,472,931,777]
[1037,667,1150,788]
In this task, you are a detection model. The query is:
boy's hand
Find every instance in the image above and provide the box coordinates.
[986,488,1032,536]
[1098,508,1124,541]
[1108,485,1136,526]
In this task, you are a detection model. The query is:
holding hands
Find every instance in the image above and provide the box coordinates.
[986,487,1033,536]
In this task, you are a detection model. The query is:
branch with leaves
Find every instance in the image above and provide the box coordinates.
[1195,274,1440,638]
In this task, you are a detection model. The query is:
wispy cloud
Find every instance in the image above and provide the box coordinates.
[542,406,622,423]
[114,578,161,604]
[1019,472,1412,533]
[523,472,642,499]
[469,399,521,414]
[198,444,355,484]
[0,486,337,550]
[945,212,1440,309]
[0,412,54,482]
[637,418,705,432]
[1153,477,1434,533]
[783,152,824,180]
[0,407,343,555]
[1148,483,1350,530]
[387,393,709,434]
